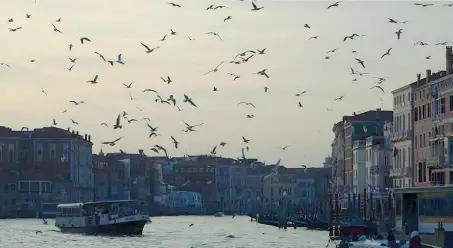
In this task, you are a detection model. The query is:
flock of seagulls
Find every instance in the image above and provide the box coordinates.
[1,0,453,169]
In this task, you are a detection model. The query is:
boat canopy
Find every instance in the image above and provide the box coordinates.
[57,200,136,209]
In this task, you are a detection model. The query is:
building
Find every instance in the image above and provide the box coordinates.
[0,126,93,217]
[216,159,247,213]
[166,190,203,214]
[173,156,218,213]
[413,69,449,187]
[296,167,331,213]
[244,165,270,213]
[364,136,392,194]
[391,82,414,188]
[332,109,393,206]
[93,150,110,201]
[261,167,299,213]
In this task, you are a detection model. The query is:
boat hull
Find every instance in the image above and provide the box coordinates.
[59,219,147,235]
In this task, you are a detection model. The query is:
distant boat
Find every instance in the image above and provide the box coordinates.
[214,212,224,217]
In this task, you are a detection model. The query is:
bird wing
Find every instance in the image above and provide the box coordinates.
[215,61,224,69]
[112,137,123,143]
[69,101,76,104]
[116,114,121,125]
[188,99,197,107]
[141,43,150,50]
[118,54,122,61]
[252,2,257,8]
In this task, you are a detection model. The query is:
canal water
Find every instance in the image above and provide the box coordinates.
[0,216,329,248]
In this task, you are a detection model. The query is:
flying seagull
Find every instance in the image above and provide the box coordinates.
[251,2,263,11]
[87,75,99,84]
[327,1,341,9]
[381,48,392,58]
[141,43,160,53]
[206,32,223,41]
[80,37,91,44]
[168,2,182,7]
[204,61,224,75]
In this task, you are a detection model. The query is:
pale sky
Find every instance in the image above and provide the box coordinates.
[0,0,452,167]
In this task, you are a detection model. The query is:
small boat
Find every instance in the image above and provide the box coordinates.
[214,212,225,217]
[55,200,149,235]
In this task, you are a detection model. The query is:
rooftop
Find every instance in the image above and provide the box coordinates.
[0,126,91,143]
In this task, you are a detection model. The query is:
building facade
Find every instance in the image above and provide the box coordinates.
[0,126,93,217]
[391,84,413,188]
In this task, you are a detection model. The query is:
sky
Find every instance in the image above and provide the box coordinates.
[0,0,452,167]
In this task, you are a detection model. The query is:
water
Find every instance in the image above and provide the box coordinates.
[0,216,329,248]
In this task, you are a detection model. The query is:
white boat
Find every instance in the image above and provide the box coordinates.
[338,236,406,248]
[55,200,150,235]
[214,212,225,217]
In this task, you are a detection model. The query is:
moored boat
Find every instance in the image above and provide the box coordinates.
[55,200,149,235]
[214,212,224,217]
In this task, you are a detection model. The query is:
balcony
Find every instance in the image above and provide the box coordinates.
[391,130,412,142]
[390,168,401,177]
[403,167,412,177]
[429,133,445,142]
[353,140,366,149]
[426,155,445,168]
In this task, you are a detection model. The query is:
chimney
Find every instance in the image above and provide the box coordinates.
[426,69,431,83]
[67,128,70,132]
[84,134,87,140]
[76,131,79,136]
[447,46,453,75]
[417,73,421,84]
[72,130,75,135]
[88,135,91,142]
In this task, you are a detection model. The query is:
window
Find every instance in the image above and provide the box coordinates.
[62,143,69,163]
[0,144,2,161]
[8,144,14,162]
[36,143,43,161]
[49,143,56,160]
[423,133,426,147]
[450,95,453,112]
[428,103,431,117]
[414,108,418,121]
[441,98,446,114]
[422,105,426,119]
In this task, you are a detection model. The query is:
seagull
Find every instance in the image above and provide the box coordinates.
[171,136,179,148]
[56,18,62,22]
[206,32,223,41]
[326,48,339,53]
[381,48,392,58]
[70,119,79,125]
[183,94,197,107]
[51,23,63,33]
[242,136,251,143]
[204,61,224,75]
[101,137,123,146]
[69,44,73,51]
[211,145,217,155]
[264,86,269,92]
[69,100,84,105]
[123,82,133,88]
[227,73,240,81]
[168,2,182,7]
[65,65,74,71]
[141,43,160,53]
[298,102,303,107]
[87,75,99,84]
[295,91,307,96]
[116,54,125,65]
[238,102,256,108]
[101,122,108,127]
[371,85,385,93]
[159,35,167,41]
[170,29,177,35]
[414,3,434,7]
[251,2,263,11]
[9,27,22,32]
[280,146,289,151]
[113,114,122,129]
[334,96,344,101]
[257,48,266,54]
[308,36,319,40]
[255,69,269,78]
[161,76,172,84]
[26,14,31,19]
[224,16,232,22]
[355,58,365,68]
[0,63,11,68]
[326,1,341,9]
[94,52,106,61]
[41,88,47,96]
[143,88,159,93]
[69,57,77,63]
[304,24,311,29]
[395,29,403,40]
[80,37,91,44]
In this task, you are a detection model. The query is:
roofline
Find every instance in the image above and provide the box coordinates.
[391,84,411,94]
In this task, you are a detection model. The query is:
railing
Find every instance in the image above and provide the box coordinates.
[390,168,401,177]
[391,130,412,141]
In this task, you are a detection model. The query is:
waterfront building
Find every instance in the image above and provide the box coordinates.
[391,82,414,188]
[332,109,393,207]
[296,167,331,213]
[173,156,219,213]
[166,190,203,214]
[92,150,110,201]
[392,46,453,234]
[244,165,270,213]
[261,167,299,213]
[215,158,247,213]
[0,126,93,218]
